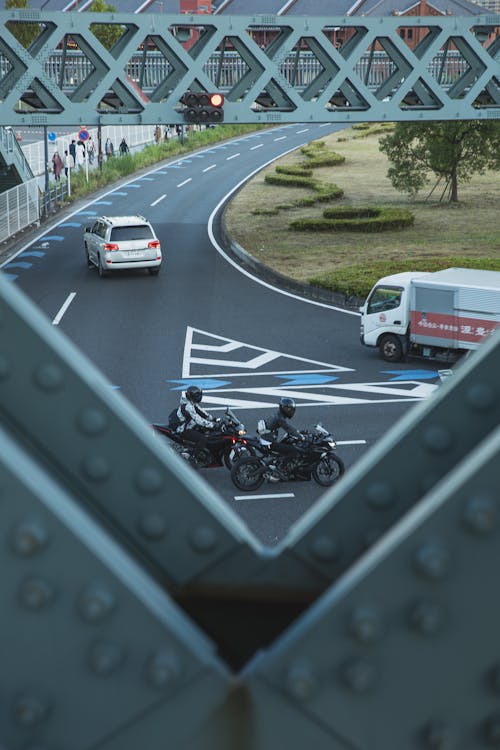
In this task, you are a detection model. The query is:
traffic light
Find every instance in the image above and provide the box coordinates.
[181,91,224,124]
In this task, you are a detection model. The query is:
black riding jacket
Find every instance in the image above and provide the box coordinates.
[267,410,301,442]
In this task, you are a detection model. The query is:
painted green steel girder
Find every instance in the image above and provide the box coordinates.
[0,10,498,126]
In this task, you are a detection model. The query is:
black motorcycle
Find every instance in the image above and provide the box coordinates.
[230,424,345,491]
[152,407,254,470]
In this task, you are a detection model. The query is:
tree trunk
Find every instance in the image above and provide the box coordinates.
[450,169,458,202]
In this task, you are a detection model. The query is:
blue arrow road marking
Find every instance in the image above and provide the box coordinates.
[74,211,97,216]
[3,273,18,281]
[59,222,82,228]
[156,170,167,174]
[5,262,32,269]
[168,378,232,390]
[112,192,128,196]
[277,374,339,386]
[126,184,142,188]
[383,370,439,381]
[20,251,45,258]
[139,177,155,181]
[43,235,65,241]
[93,201,113,205]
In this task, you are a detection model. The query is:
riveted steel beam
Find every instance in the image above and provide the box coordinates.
[0,11,498,126]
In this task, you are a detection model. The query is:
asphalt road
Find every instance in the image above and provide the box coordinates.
[3,123,440,545]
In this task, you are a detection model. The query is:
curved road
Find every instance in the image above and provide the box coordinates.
[3,123,439,544]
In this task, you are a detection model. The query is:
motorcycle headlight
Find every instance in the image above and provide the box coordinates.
[238,429,246,436]
[327,440,336,449]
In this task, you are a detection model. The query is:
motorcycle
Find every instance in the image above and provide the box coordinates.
[230,423,345,491]
[152,407,254,470]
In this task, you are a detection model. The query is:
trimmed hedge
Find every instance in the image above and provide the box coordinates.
[265,172,316,189]
[276,165,313,177]
[290,206,414,232]
[309,257,500,299]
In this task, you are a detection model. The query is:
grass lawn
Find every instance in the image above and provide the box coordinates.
[224,127,500,298]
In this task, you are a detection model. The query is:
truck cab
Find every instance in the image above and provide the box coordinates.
[359,272,427,361]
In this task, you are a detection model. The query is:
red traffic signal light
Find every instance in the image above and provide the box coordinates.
[181,91,224,124]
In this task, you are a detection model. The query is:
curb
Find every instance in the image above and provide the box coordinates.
[220,208,364,312]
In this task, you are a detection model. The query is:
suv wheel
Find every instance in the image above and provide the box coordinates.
[98,255,110,278]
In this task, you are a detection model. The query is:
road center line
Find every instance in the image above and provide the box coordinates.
[273,136,287,141]
[202,164,216,173]
[177,178,192,187]
[150,194,166,206]
[226,153,240,160]
[52,292,76,325]
[296,128,309,133]
[250,144,263,150]
[233,493,295,501]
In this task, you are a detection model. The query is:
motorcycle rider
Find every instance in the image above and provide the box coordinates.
[177,385,219,460]
[267,397,305,476]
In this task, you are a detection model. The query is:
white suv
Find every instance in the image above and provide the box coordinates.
[84,215,162,277]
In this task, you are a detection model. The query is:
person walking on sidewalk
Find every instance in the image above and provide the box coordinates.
[105,137,114,159]
[51,151,63,181]
[119,137,129,156]
[64,149,73,178]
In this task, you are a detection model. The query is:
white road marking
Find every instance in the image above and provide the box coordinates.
[296,129,309,133]
[273,136,287,141]
[226,153,240,160]
[337,440,367,445]
[250,144,263,150]
[234,493,295,501]
[150,194,166,206]
[52,292,76,325]
[177,178,192,187]
[202,164,216,173]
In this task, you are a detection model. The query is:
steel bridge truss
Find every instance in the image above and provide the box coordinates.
[0,10,499,126]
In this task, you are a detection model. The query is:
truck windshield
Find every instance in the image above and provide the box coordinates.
[367,286,403,314]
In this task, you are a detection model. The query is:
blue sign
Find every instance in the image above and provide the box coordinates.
[78,129,90,142]
[47,132,56,141]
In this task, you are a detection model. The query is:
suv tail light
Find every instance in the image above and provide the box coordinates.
[104,243,119,252]
[148,239,161,249]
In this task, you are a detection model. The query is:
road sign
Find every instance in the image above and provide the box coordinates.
[47,131,56,141]
[78,128,90,141]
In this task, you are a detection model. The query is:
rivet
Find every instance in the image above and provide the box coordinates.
[33,362,64,391]
[419,718,455,749]
[482,714,500,746]
[189,525,218,553]
[349,606,383,644]
[13,695,50,726]
[88,640,124,676]
[422,425,453,453]
[310,535,339,562]
[409,601,444,636]
[11,521,48,556]
[463,494,497,534]
[138,513,168,540]
[466,383,496,411]
[414,542,449,580]
[366,481,395,509]
[18,578,55,610]
[145,649,181,689]
[77,407,108,436]
[78,586,115,622]
[286,660,317,701]
[0,354,10,380]
[81,455,110,482]
[134,466,164,495]
[340,658,377,693]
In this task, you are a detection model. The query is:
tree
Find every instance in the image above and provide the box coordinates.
[88,0,123,50]
[379,121,500,202]
[5,0,40,49]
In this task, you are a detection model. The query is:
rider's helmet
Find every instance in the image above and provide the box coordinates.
[186,385,203,403]
[279,397,296,418]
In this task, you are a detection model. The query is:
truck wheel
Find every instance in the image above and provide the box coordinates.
[379,334,403,362]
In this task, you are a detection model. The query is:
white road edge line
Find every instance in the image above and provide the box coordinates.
[226,153,240,160]
[150,194,166,206]
[234,493,295,501]
[52,292,76,325]
[208,127,360,317]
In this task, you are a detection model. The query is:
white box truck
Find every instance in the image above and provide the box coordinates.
[359,267,500,362]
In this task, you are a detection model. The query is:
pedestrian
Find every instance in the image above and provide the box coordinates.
[86,136,95,165]
[75,139,86,170]
[119,137,129,156]
[105,137,114,159]
[63,149,73,178]
[51,150,63,181]
[164,126,169,142]
[69,139,76,164]
[154,125,161,144]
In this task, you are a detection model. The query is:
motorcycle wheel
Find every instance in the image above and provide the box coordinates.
[312,453,345,486]
[231,456,265,491]
[223,445,255,471]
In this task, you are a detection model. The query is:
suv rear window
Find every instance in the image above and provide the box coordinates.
[110,225,154,241]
